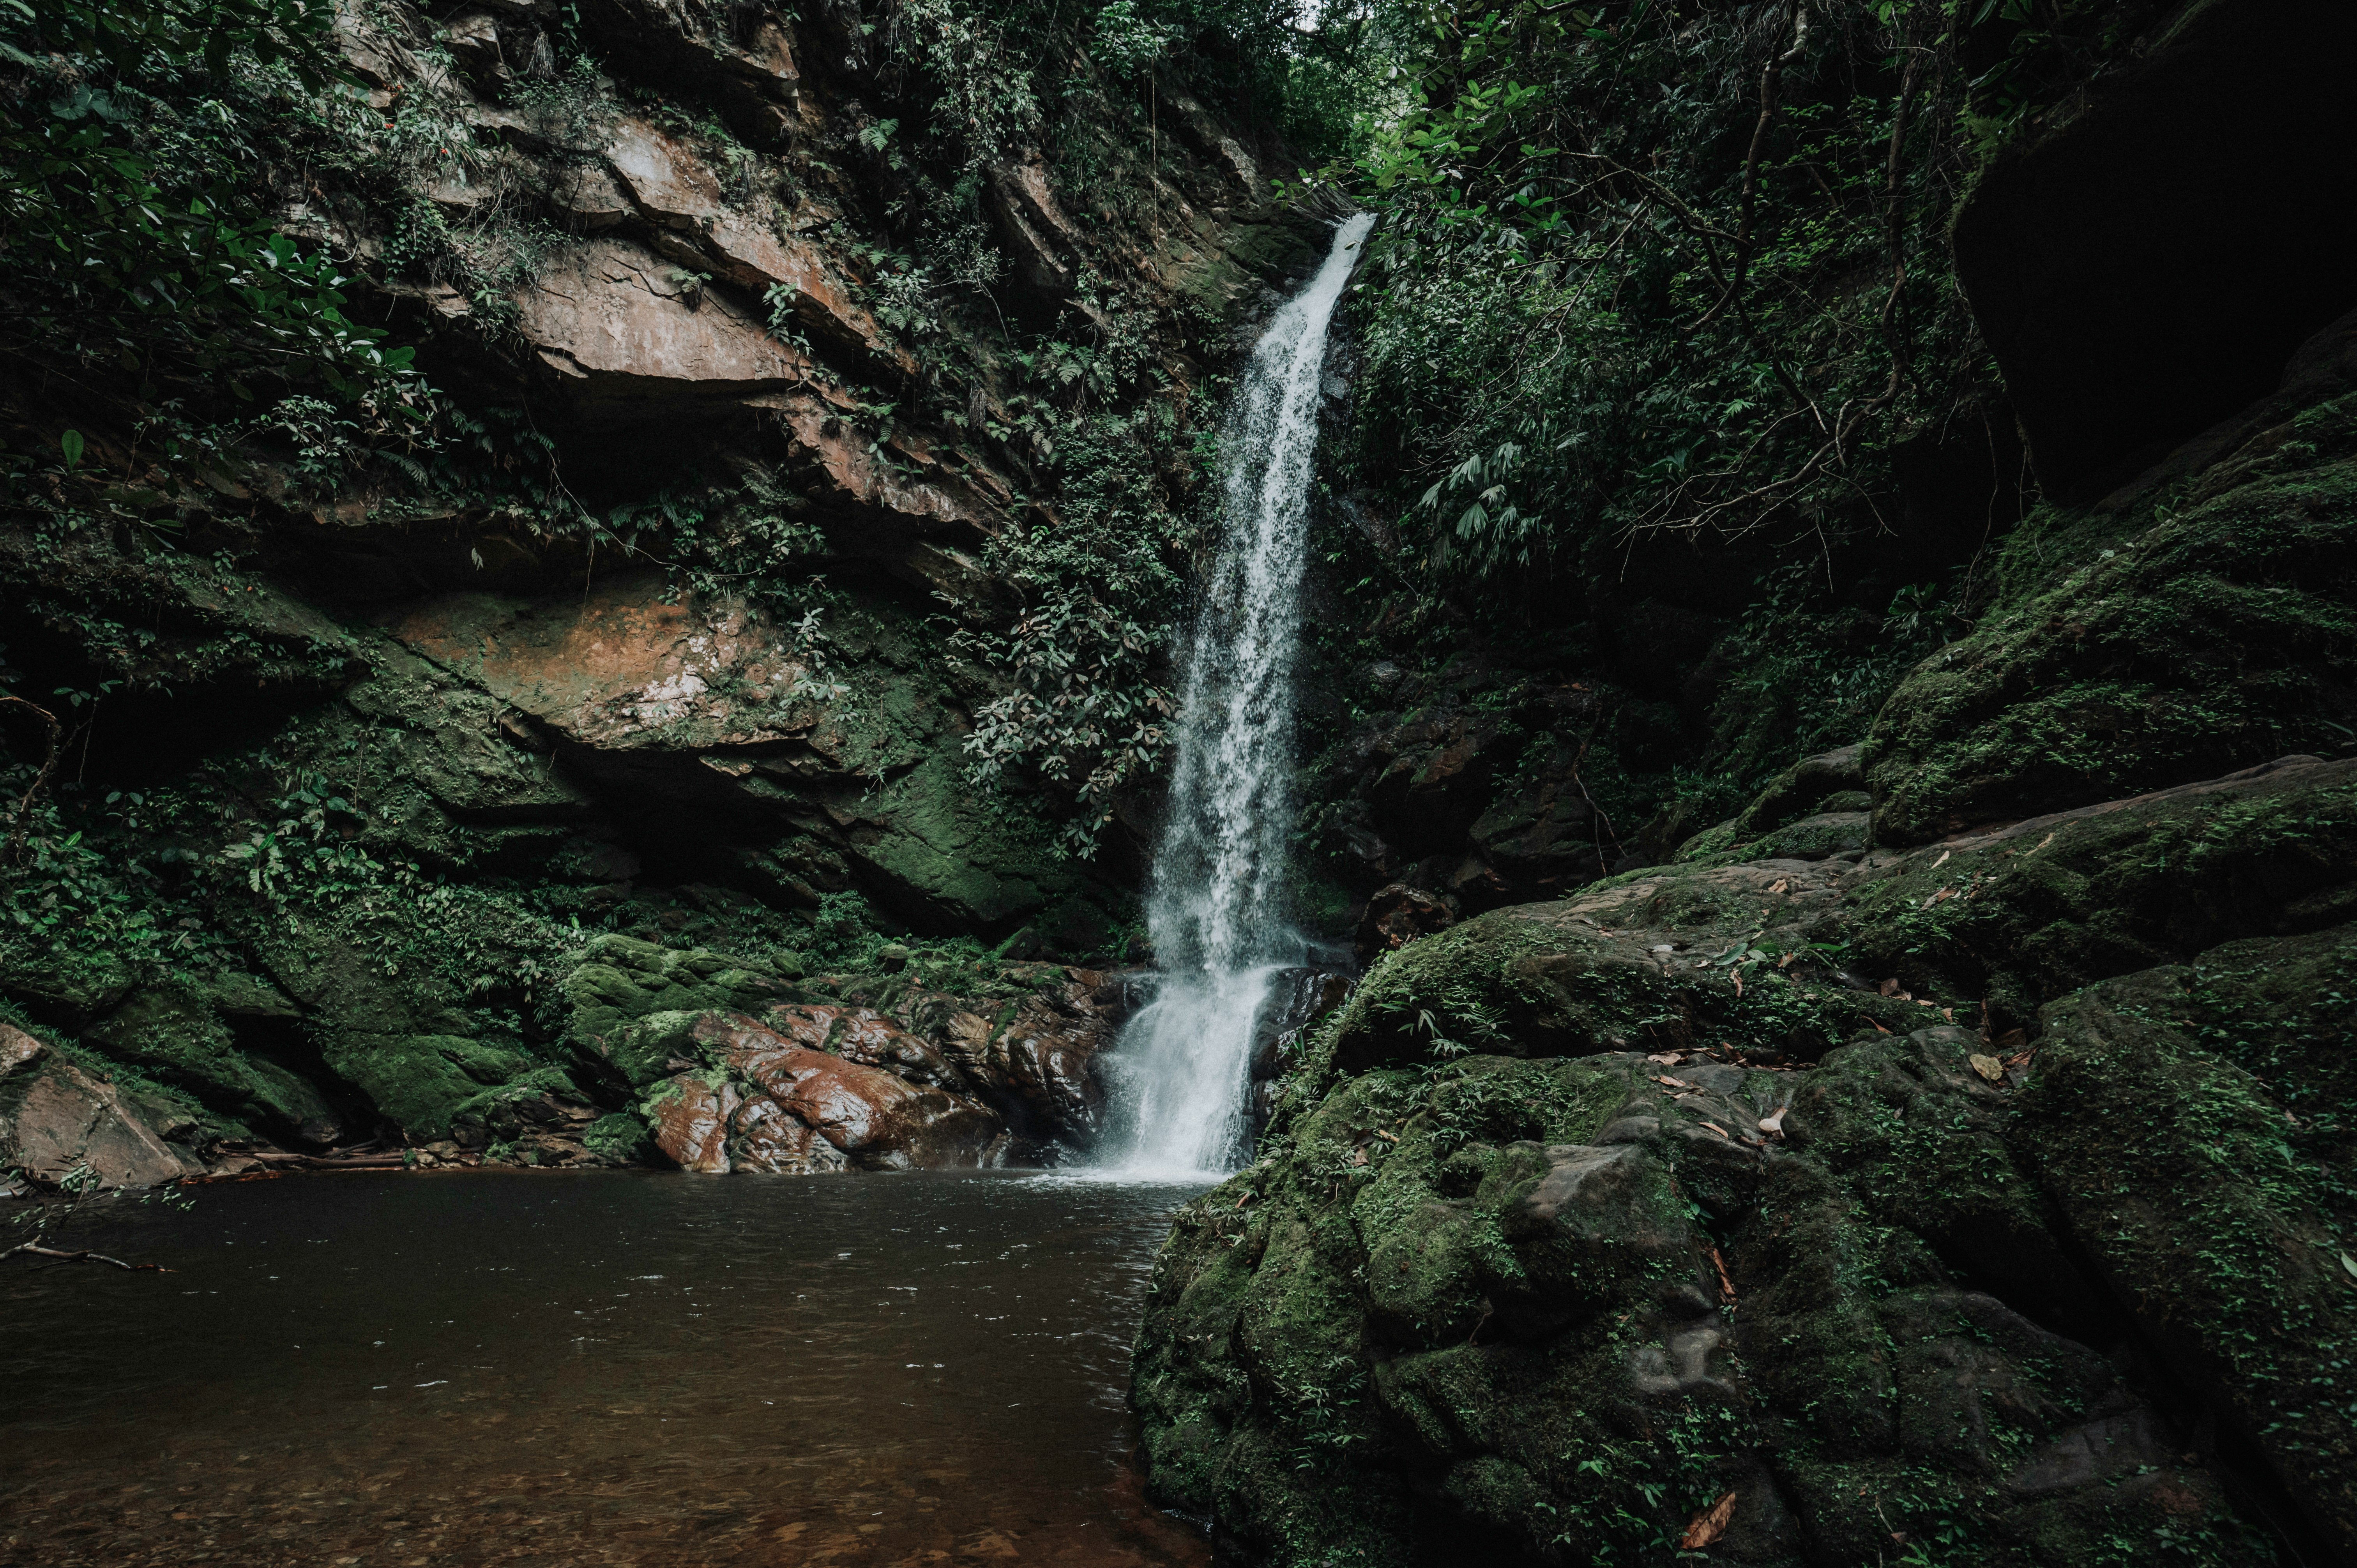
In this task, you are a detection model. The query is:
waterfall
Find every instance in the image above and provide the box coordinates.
[1095,213,1374,1179]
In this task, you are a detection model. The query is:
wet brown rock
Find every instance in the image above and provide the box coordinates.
[984,157,1083,306]
[439,10,505,78]
[514,238,813,401]
[1354,882,1457,963]
[572,0,800,138]
[389,574,817,760]
[0,1024,200,1190]
[551,162,632,230]
[991,980,1116,1137]
[754,392,1003,547]
[649,1073,737,1173]
[715,1037,1000,1171]
[333,0,426,91]
[668,1011,1005,1169]
[603,120,722,229]
[765,1004,970,1093]
[896,972,1125,1141]
[700,214,911,376]
[1155,83,1260,195]
[730,1094,845,1174]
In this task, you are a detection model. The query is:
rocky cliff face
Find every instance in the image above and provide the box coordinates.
[1129,5,2357,1563]
[0,0,1325,1179]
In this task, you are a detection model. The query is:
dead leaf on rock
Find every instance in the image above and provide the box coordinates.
[1767,878,1789,895]
[1930,849,1952,870]
[1699,1121,1731,1140]
[1647,1052,1682,1065]
[1758,1107,1787,1135]
[1969,1053,2005,1083]
[1680,1491,1738,1550]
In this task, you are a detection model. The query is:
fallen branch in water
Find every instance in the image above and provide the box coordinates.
[1,1240,173,1272]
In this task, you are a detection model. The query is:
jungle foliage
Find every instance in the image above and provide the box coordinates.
[0,0,418,438]
[1330,0,2163,586]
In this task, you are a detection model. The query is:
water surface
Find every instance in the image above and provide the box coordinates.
[0,1170,1212,1568]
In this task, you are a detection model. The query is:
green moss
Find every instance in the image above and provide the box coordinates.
[79,980,343,1142]
[848,749,1091,932]
[1843,760,2357,1029]
[1745,811,1870,862]
[1869,426,2357,844]
[322,1032,533,1138]
[2022,959,2357,1545]
[581,1110,654,1164]
[560,935,796,1067]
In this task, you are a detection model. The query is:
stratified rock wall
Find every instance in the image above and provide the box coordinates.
[0,0,1323,1181]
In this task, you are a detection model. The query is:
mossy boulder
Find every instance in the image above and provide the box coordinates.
[581,1109,656,1164]
[1727,742,1866,842]
[323,1032,537,1139]
[1866,392,2357,845]
[1136,1029,2265,1566]
[839,749,1093,933]
[1840,754,2357,1030]
[561,934,798,1078]
[79,980,345,1145]
[1309,858,1931,1083]
[1139,756,2357,1564]
[2022,944,2357,1563]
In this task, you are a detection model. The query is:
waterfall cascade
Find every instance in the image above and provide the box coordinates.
[1094,213,1374,1179]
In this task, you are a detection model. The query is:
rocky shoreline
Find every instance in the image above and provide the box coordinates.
[1,938,1150,1190]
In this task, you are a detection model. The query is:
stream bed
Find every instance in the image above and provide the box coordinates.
[0,1170,1214,1568]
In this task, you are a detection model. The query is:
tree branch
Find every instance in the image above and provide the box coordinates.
[1,693,64,865]
[1694,0,1809,334]
[2,1240,173,1272]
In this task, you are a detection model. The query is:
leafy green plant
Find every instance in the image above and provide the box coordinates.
[0,0,419,421]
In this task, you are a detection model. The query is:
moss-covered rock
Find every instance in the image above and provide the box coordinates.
[79,981,345,1146]
[837,749,1090,932]
[1136,1028,2269,1567]
[1840,754,2357,1030]
[324,1032,537,1139]
[1867,393,2357,845]
[581,1110,656,1164]
[2022,949,2357,1563]
[560,934,798,1077]
[1728,743,1867,843]
[1308,859,1930,1084]
[1141,755,2357,1563]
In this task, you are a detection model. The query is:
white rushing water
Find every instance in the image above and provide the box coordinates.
[1094,213,1374,1180]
